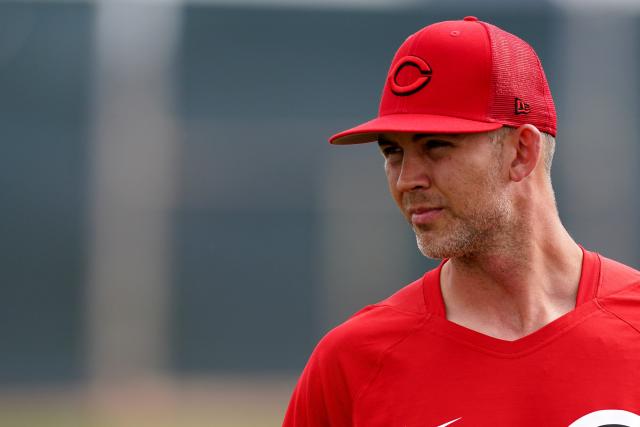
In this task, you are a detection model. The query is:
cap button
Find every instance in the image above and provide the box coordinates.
[463,16,479,22]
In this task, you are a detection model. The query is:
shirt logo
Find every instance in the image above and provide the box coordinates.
[436,418,462,427]
[569,409,640,427]
[389,56,432,96]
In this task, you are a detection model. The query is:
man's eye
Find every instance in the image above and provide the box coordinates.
[382,146,401,157]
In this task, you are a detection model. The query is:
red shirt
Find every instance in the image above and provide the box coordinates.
[283,249,640,426]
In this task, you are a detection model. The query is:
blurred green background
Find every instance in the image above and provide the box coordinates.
[0,0,638,426]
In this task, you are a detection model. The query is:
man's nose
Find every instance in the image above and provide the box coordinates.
[396,152,431,192]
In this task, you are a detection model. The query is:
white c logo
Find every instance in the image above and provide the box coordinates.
[569,409,640,427]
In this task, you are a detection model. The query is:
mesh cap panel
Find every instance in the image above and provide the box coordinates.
[482,22,557,136]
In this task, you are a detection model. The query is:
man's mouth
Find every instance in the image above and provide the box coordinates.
[408,207,444,225]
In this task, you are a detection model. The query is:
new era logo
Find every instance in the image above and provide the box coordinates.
[515,97,531,114]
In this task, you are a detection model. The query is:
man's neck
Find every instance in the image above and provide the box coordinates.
[439,224,583,341]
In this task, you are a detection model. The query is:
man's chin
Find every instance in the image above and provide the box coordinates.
[415,232,472,260]
[411,222,439,235]
[417,245,454,260]
[416,236,449,259]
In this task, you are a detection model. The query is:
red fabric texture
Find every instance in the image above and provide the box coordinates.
[283,249,640,426]
[482,22,557,136]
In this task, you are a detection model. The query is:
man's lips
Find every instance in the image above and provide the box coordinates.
[408,207,444,225]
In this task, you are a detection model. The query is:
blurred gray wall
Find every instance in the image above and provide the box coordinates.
[0,1,638,386]
[0,3,93,384]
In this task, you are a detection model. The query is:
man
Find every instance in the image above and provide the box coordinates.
[284,17,640,427]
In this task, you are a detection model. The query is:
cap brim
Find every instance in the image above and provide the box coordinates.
[329,114,503,145]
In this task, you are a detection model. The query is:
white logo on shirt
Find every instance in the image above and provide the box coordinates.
[569,409,640,427]
[436,418,462,427]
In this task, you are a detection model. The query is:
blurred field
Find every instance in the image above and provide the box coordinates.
[0,376,295,427]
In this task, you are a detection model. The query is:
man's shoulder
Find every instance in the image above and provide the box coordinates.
[283,273,435,426]
[596,255,640,333]
[597,254,640,298]
[313,274,429,364]
[371,273,428,315]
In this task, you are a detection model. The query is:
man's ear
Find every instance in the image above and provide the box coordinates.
[509,124,542,182]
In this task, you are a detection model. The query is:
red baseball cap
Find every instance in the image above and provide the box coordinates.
[329,16,556,145]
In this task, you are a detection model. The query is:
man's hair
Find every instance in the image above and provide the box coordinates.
[490,127,556,176]
[541,132,556,174]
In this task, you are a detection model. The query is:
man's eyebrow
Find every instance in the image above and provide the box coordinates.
[376,136,397,146]
[412,133,430,142]
[377,134,458,145]
[412,133,458,142]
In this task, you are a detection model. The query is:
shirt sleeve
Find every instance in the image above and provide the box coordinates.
[282,339,353,427]
[282,304,422,426]
[283,306,381,427]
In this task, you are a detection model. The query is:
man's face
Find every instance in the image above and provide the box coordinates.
[378,130,514,259]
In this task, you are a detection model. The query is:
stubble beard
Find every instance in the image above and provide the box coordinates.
[413,188,514,260]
